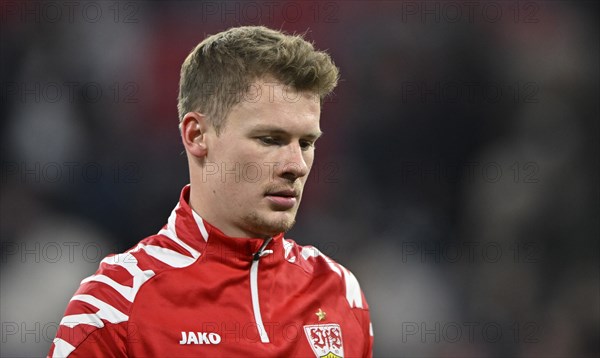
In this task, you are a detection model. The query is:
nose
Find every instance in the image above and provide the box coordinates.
[276,143,309,181]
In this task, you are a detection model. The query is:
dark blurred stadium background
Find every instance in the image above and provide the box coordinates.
[1,1,598,357]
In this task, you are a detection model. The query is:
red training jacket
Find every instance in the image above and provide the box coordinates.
[48,185,373,357]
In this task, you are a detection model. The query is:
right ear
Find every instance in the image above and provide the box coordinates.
[180,112,209,158]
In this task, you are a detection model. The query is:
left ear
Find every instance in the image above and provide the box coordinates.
[180,112,209,158]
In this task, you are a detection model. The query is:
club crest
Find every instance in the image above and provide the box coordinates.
[303,324,344,358]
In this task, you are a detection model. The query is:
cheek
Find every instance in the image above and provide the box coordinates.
[305,153,316,170]
[239,163,262,182]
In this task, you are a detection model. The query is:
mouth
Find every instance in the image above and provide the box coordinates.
[264,189,299,210]
[266,189,298,198]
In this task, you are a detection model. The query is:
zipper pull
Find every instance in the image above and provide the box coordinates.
[253,237,273,261]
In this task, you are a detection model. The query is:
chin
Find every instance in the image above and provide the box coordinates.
[242,211,297,236]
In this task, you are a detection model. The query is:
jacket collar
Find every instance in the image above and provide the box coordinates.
[166,185,284,263]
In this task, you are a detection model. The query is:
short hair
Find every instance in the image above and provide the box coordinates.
[177,26,340,134]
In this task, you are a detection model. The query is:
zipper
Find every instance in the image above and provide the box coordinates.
[250,237,273,344]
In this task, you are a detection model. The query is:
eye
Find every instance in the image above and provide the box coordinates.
[258,136,279,146]
[299,140,315,151]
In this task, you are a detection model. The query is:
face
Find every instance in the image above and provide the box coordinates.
[200,79,321,238]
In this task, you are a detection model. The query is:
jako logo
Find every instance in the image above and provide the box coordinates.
[179,331,222,345]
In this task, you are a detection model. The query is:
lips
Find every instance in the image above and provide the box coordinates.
[265,188,299,210]
[266,189,298,198]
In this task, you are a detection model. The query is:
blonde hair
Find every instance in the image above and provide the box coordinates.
[177,26,339,134]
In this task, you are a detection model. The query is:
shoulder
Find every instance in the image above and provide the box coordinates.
[79,232,201,305]
[281,237,369,310]
[50,233,200,356]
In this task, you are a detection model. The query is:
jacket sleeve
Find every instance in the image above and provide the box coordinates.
[353,289,374,358]
[340,263,373,358]
[48,320,128,358]
[47,263,131,358]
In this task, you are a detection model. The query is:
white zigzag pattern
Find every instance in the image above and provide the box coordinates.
[158,203,201,258]
[53,202,202,357]
[296,245,364,309]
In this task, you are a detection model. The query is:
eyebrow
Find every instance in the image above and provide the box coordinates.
[249,126,323,140]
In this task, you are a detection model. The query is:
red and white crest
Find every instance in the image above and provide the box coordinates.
[303,324,344,358]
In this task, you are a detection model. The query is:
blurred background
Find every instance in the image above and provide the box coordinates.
[1,1,598,357]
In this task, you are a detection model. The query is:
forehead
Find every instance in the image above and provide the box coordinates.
[226,80,321,132]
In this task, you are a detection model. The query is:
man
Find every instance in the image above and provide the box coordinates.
[49,26,373,357]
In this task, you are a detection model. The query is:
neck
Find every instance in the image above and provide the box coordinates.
[188,184,275,240]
